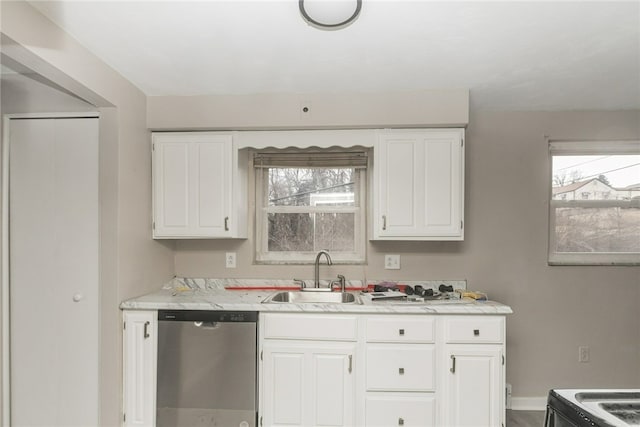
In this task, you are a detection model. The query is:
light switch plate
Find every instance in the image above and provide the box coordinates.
[384,254,400,270]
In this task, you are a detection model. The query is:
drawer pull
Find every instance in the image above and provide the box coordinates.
[398,418,404,426]
[474,329,480,336]
[450,355,456,373]
[399,367,405,375]
[399,328,405,336]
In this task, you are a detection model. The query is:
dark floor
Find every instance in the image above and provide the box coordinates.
[506,410,546,427]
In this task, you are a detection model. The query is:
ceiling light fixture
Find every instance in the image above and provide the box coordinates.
[299,0,362,30]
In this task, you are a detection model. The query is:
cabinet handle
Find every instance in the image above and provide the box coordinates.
[474,329,480,336]
[399,328,405,336]
[398,417,404,426]
[224,216,229,231]
[348,355,352,374]
[450,355,456,373]
[398,367,405,375]
[382,215,387,230]
[143,321,150,339]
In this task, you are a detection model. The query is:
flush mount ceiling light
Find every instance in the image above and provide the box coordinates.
[299,0,362,30]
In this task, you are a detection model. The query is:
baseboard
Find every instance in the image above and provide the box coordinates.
[511,396,547,411]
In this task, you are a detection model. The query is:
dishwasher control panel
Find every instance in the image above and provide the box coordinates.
[158,310,258,322]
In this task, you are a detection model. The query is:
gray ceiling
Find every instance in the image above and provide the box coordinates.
[28,0,640,111]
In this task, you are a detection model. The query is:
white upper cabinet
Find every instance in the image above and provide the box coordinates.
[373,129,465,240]
[152,132,247,238]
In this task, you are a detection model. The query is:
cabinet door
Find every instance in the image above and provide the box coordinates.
[445,345,504,427]
[261,341,356,426]
[374,129,464,240]
[152,133,232,238]
[123,310,158,427]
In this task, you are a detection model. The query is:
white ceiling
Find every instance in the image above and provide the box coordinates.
[29,0,640,111]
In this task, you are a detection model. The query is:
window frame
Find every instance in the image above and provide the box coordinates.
[253,149,368,264]
[548,140,640,266]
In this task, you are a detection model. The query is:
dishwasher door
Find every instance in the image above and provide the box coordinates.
[156,310,258,427]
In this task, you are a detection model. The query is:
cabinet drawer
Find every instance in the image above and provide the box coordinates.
[262,314,357,341]
[366,316,435,343]
[365,393,435,427]
[445,316,504,344]
[366,344,434,391]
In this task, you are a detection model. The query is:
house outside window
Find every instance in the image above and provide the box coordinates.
[254,148,368,264]
[549,140,640,265]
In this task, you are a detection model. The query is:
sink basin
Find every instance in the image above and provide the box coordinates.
[263,291,360,304]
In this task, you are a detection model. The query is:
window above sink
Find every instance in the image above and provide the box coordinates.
[253,148,369,264]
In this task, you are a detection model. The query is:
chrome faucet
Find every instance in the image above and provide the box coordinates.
[314,250,332,288]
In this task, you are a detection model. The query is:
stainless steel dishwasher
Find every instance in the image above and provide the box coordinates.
[156,310,258,427]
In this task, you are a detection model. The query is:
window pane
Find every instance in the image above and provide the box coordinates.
[315,213,355,252]
[267,213,314,252]
[268,168,356,207]
[267,212,355,252]
[552,155,640,200]
[554,206,640,253]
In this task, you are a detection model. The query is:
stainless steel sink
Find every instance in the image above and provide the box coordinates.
[263,291,360,304]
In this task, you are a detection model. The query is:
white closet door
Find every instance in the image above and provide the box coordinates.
[9,117,99,426]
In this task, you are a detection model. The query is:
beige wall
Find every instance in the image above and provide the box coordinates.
[0,2,174,425]
[173,110,640,398]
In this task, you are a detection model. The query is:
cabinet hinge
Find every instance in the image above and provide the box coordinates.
[461,138,464,147]
[152,142,155,151]
[260,350,263,361]
[461,220,464,230]
[123,413,126,423]
[152,222,156,230]
[260,416,263,426]
[502,355,505,365]
[123,321,126,330]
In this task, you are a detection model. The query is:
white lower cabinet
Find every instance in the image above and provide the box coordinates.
[122,310,158,427]
[259,313,506,427]
[443,316,506,427]
[444,345,504,427]
[261,341,356,427]
[364,316,436,427]
[260,314,357,427]
[122,311,507,427]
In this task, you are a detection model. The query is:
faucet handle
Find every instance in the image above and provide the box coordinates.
[331,275,346,292]
[293,278,306,290]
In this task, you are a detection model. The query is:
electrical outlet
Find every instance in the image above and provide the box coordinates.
[384,254,400,270]
[225,252,236,269]
[578,346,590,363]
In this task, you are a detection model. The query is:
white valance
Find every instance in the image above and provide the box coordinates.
[235,129,377,149]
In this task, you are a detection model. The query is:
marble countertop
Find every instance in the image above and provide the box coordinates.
[120,278,513,315]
